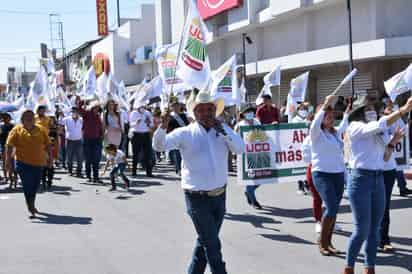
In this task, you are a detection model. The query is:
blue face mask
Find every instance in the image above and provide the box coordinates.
[244,112,254,120]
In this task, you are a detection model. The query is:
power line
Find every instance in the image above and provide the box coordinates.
[0,9,95,16]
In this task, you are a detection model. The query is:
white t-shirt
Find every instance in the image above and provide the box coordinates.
[107,149,126,165]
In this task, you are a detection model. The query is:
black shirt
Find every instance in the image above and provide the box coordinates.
[167,113,189,133]
[0,123,14,147]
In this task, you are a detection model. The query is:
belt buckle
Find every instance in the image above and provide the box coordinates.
[207,187,225,197]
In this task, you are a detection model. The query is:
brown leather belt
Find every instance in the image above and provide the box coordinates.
[184,185,226,197]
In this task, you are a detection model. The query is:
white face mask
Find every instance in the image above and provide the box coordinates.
[365,110,377,122]
[244,112,254,120]
[298,110,308,118]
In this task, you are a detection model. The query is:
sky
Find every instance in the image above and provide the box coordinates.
[0,0,154,83]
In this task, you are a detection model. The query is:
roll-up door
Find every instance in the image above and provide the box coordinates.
[316,72,372,104]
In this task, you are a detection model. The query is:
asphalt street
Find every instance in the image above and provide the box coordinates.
[1,162,412,274]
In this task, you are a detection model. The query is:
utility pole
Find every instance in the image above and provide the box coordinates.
[346,0,355,97]
[23,56,26,73]
[117,0,121,27]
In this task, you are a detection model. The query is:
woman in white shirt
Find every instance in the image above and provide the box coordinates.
[343,95,412,274]
[380,102,405,252]
[310,95,349,256]
[103,99,123,147]
[234,104,262,209]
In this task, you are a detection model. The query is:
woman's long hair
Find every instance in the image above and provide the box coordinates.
[104,99,121,128]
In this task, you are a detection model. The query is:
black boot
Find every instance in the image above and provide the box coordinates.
[109,177,116,191]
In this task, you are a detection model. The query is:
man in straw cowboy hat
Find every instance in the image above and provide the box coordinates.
[153,90,244,274]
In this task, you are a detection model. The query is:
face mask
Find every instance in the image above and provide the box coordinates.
[244,112,254,120]
[365,110,377,122]
[298,110,308,118]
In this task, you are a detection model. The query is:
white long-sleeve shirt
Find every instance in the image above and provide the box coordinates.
[129,110,154,133]
[309,110,349,173]
[347,116,389,170]
[153,122,245,191]
[383,118,405,171]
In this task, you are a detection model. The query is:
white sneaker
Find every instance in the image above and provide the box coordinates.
[296,189,306,195]
[315,222,322,234]
[334,223,343,232]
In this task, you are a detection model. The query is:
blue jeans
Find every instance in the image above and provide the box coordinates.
[66,140,83,175]
[16,161,43,205]
[381,169,396,245]
[312,171,345,218]
[185,191,227,274]
[396,170,407,191]
[83,138,102,179]
[110,163,129,182]
[170,149,182,173]
[346,169,385,268]
[245,185,260,204]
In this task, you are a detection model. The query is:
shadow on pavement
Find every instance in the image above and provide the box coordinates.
[32,212,92,225]
[131,180,163,188]
[260,233,315,245]
[225,212,281,231]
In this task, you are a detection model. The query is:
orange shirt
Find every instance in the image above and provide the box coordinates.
[35,115,50,134]
[6,125,50,166]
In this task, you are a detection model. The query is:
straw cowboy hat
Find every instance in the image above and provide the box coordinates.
[239,103,256,114]
[348,94,380,121]
[187,91,225,118]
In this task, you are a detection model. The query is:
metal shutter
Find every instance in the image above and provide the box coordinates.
[317,72,372,104]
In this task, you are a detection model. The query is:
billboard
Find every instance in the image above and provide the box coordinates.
[197,0,243,20]
[96,0,108,36]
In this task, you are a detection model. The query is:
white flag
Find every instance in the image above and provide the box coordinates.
[210,55,238,106]
[285,93,298,122]
[83,66,97,97]
[384,64,412,102]
[133,76,163,108]
[235,78,247,106]
[263,65,281,87]
[255,85,272,106]
[29,65,50,106]
[156,43,189,95]
[176,0,212,90]
[290,71,310,102]
[96,73,109,100]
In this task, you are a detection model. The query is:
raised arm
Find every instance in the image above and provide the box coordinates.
[222,124,245,154]
[152,112,183,152]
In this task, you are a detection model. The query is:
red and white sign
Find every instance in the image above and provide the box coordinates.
[96,0,108,36]
[197,0,243,20]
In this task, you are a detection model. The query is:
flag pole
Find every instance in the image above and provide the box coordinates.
[169,1,189,100]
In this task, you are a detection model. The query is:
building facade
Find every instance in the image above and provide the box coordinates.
[92,4,157,86]
[156,0,412,105]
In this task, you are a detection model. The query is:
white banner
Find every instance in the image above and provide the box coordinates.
[237,124,308,185]
[156,43,189,94]
[176,0,212,90]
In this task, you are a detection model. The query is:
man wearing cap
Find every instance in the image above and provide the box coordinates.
[256,94,280,125]
[153,91,244,274]
[77,99,104,183]
[167,97,189,175]
[62,107,83,177]
[234,103,263,209]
